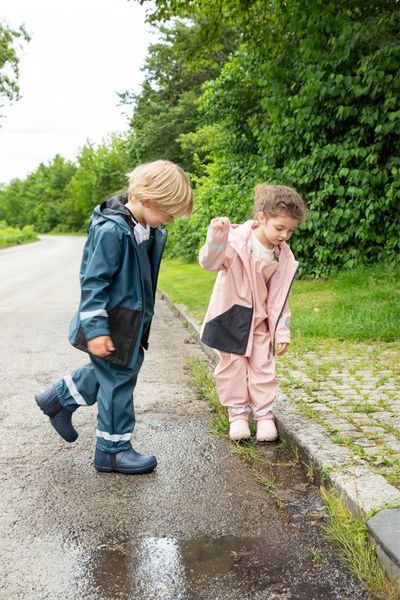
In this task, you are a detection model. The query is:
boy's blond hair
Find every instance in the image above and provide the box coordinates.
[127,160,193,217]
[254,184,307,222]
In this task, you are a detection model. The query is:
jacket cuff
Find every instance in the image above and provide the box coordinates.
[83,325,111,341]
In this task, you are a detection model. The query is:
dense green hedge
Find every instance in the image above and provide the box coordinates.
[0,221,37,248]
[164,1,400,275]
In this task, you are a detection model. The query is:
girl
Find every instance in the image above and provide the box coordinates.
[199,184,306,442]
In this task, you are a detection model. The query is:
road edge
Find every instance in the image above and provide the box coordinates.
[159,290,400,589]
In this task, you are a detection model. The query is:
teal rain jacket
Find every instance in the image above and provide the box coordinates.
[68,194,167,368]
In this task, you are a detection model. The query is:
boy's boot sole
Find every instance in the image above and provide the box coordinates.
[35,387,78,443]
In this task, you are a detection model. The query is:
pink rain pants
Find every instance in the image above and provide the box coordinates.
[214,255,278,423]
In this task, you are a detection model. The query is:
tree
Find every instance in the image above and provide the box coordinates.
[120,17,238,171]
[163,0,400,272]
[0,20,30,120]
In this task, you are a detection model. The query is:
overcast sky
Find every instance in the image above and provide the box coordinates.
[0,0,154,184]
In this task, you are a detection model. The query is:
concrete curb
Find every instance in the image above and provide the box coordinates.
[160,291,400,589]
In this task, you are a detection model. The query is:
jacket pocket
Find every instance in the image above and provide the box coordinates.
[201,304,253,355]
[73,306,143,368]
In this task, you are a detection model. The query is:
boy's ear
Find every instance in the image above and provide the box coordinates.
[142,200,151,208]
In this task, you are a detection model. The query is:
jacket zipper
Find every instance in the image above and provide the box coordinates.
[272,264,299,355]
[141,229,168,347]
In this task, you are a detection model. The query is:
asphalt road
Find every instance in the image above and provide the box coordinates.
[0,236,369,600]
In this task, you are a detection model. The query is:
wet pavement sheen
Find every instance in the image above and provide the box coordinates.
[0,237,369,599]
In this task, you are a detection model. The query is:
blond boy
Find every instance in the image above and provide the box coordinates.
[35,160,193,474]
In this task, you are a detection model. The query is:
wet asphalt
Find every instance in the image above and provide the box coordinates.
[0,236,370,600]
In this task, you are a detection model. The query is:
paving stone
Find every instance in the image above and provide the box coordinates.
[382,442,400,453]
[329,466,400,515]
[335,423,358,432]
[362,426,386,434]
[354,438,377,448]
[375,414,398,425]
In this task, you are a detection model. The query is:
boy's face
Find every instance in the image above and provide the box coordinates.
[256,212,299,248]
[142,201,174,227]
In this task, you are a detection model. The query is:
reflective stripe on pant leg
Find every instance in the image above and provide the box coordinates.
[54,362,99,410]
[92,349,144,453]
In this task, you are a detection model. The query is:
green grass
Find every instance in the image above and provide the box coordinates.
[158,260,399,342]
[290,265,400,342]
[159,259,216,321]
[0,224,38,248]
[321,488,400,600]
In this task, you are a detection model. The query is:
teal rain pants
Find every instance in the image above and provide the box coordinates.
[54,348,144,453]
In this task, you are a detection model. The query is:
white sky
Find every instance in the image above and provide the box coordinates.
[0,0,154,184]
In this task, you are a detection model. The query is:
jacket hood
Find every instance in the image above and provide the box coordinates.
[90,193,134,234]
[229,219,296,263]
[98,193,130,218]
[228,220,256,248]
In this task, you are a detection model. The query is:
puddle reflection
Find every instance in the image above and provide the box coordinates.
[86,535,255,599]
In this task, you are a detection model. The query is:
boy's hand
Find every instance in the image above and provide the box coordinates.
[276,342,289,356]
[211,217,230,232]
[87,335,116,358]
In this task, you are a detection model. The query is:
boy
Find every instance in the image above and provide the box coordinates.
[35,160,193,474]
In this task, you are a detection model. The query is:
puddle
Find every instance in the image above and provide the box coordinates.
[84,535,278,599]
[81,533,339,599]
[78,447,335,599]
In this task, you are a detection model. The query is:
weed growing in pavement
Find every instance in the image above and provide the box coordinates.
[351,402,378,414]
[276,341,400,490]
[320,489,400,600]
[308,546,322,566]
[186,356,286,510]
[185,355,229,435]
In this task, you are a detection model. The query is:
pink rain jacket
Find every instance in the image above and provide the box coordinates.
[199,220,299,357]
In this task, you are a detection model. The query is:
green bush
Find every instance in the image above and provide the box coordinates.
[0,221,38,247]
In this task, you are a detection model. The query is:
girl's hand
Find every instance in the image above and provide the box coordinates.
[276,342,289,356]
[87,335,116,358]
[211,217,230,232]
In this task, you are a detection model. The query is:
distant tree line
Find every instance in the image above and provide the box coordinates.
[0,0,398,274]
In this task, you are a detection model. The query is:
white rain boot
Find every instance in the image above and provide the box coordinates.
[256,419,278,442]
[229,419,251,441]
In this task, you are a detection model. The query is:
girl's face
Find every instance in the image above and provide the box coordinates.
[255,212,299,248]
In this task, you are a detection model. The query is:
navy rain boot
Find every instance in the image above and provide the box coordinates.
[35,386,78,443]
[94,448,157,474]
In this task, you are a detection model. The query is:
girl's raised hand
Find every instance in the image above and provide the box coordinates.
[211,216,230,231]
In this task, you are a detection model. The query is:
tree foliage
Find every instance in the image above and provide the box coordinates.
[0,20,30,119]
[0,134,131,232]
[0,1,398,275]
[120,18,238,171]
[136,0,399,273]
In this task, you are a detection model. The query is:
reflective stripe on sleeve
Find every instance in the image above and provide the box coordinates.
[96,429,132,442]
[63,374,87,405]
[80,309,108,320]
[207,242,226,252]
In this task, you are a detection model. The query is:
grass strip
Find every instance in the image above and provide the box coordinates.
[187,354,400,599]
[321,488,400,600]
[159,259,400,342]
